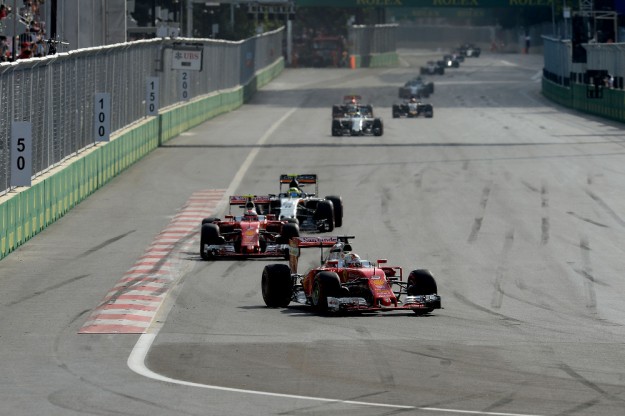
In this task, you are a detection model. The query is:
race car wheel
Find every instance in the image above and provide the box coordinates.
[373,119,383,137]
[201,217,220,225]
[262,264,293,308]
[407,269,438,315]
[278,222,300,246]
[311,271,341,313]
[200,223,221,260]
[331,119,341,137]
[407,269,437,296]
[325,195,343,227]
[392,105,400,118]
[314,200,334,232]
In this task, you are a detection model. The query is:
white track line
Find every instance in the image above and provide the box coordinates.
[126,107,545,416]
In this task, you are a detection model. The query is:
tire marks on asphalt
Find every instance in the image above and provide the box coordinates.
[467,184,491,243]
[586,189,625,227]
[491,230,514,310]
[579,236,597,312]
[540,183,549,245]
[79,189,225,334]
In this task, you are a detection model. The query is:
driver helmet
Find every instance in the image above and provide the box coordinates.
[344,253,362,267]
[410,97,417,103]
[288,187,301,197]
[243,209,258,220]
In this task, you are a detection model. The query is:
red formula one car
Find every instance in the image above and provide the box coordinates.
[200,195,300,260]
[261,236,442,314]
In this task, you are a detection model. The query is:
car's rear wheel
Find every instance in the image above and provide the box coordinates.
[373,119,383,136]
[314,200,334,232]
[262,264,293,307]
[278,222,300,246]
[311,271,342,313]
[325,195,343,227]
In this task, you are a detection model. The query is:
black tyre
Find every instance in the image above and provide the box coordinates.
[201,217,220,225]
[373,119,383,137]
[278,222,300,244]
[311,271,342,312]
[262,264,293,307]
[392,105,400,118]
[325,195,343,228]
[331,119,341,136]
[200,223,221,260]
[314,200,334,232]
[407,269,438,296]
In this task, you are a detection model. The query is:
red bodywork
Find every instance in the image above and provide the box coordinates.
[201,196,296,259]
[289,237,436,313]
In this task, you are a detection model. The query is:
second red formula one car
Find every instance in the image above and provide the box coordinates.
[200,195,300,260]
[261,236,442,314]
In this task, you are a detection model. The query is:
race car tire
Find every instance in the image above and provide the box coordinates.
[425,109,433,118]
[278,222,300,246]
[392,104,400,118]
[407,269,438,296]
[200,223,222,260]
[314,200,334,232]
[311,271,342,312]
[201,217,221,225]
[373,119,383,137]
[262,264,293,307]
[407,269,438,315]
[331,119,341,137]
[325,195,343,227]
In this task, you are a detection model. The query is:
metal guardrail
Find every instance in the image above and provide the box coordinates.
[0,28,284,196]
[349,24,397,57]
[543,36,625,88]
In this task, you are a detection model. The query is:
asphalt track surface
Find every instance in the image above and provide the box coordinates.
[2,49,625,416]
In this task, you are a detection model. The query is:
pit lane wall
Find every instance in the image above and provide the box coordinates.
[542,37,625,123]
[0,32,284,261]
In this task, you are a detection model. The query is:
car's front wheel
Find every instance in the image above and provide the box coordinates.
[262,264,293,307]
[311,271,342,313]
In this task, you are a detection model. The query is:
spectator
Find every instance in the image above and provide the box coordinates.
[524,34,530,54]
[17,42,32,60]
[0,36,10,61]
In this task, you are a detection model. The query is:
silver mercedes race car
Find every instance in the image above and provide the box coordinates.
[331,99,383,137]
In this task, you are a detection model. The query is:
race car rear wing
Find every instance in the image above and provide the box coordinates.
[228,195,272,214]
[279,174,318,196]
[288,236,354,273]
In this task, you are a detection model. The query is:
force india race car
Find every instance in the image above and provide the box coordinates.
[265,174,343,232]
[332,96,383,137]
[199,195,299,260]
[392,98,434,118]
[261,236,442,315]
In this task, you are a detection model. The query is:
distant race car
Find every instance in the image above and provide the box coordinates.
[392,98,433,118]
[263,174,343,232]
[332,95,373,119]
[261,236,442,315]
[398,77,434,99]
[331,98,383,136]
[199,195,299,260]
[420,60,445,75]
[437,54,460,68]
[458,43,481,57]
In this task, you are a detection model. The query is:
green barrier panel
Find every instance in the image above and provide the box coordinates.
[6,197,16,255]
[0,201,6,259]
